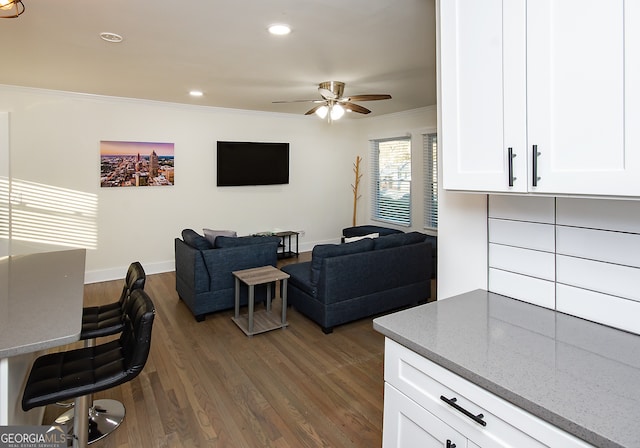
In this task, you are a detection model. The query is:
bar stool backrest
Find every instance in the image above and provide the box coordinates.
[119,261,146,311]
[120,289,155,378]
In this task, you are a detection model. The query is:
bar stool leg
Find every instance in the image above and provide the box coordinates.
[56,338,126,445]
[73,395,89,448]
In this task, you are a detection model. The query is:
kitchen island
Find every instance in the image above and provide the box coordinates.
[0,249,86,425]
[373,289,640,448]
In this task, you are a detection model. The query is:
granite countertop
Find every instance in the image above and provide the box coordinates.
[373,289,640,448]
[0,249,86,358]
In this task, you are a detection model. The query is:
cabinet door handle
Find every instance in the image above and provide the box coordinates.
[446,440,456,448]
[532,145,541,187]
[440,395,487,426]
[508,147,516,187]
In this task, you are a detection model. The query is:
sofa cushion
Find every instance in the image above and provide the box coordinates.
[215,235,279,248]
[203,228,237,246]
[373,231,427,250]
[343,232,379,243]
[310,238,374,285]
[281,262,317,297]
[182,229,213,251]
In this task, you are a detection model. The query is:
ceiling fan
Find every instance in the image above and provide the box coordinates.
[273,81,392,121]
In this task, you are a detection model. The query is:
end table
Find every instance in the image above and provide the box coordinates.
[232,265,290,336]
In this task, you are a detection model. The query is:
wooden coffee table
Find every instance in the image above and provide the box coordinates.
[232,265,290,336]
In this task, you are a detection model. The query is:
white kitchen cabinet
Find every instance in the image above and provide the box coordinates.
[440,0,527,192]
[383,384,466,448]
[441,0,640,196]
[382,338,593,448]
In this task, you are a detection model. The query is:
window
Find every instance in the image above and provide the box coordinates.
[370,137,411,226]
[423,133,438,229]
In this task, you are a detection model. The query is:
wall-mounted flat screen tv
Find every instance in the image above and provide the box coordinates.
[217,141,290,186]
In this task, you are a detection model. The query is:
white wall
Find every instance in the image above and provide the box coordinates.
[0,85,364,281]
[1,86,441,283]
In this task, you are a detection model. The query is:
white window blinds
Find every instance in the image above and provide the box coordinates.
[423,133,438,229]
[370,137,411,226]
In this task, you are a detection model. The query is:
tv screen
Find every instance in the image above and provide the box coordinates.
[216,141,290,186]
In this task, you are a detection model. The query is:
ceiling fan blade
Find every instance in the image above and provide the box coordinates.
[272,99,325,104]
[304,104,326,115]
[345,94,392,102]
[342,102,371,114]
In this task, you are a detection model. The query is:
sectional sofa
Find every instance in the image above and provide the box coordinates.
[281,231,433,333]
[174,229,280,321]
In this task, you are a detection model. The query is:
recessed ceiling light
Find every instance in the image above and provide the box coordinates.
[268,24,291,35]
[100,32,123,43]
[189,90,204,97]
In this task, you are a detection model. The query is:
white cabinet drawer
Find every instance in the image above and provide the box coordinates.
[385,339,593,448]
[383,383,466,448]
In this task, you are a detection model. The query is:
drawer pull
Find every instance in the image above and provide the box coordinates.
[446,440,456,448]
[440,395,487,427]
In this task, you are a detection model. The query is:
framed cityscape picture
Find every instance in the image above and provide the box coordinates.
[100,141,174,187]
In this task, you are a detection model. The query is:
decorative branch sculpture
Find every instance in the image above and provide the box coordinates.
[352,155,362,226]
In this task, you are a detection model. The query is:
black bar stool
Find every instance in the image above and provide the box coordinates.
[22,289,156,448]
[81,261,146,345]
[56,262,146,444]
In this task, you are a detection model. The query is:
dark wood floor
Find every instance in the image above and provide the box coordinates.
[44,253,407,447]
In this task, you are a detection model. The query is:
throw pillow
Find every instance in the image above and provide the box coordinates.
[373,231,427,250]
[343,232,379,243]
[203,228,237,246]
[310,238,374,285]
[181,229,213,250]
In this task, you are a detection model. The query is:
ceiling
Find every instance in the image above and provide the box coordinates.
[0,0,436,119]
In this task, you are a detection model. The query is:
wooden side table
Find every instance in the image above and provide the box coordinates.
[232,265,290,336]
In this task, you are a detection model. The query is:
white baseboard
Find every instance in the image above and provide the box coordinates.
[84,260,175,284]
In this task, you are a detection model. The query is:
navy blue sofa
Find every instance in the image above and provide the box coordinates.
[174,229,280,321]
[281,232,433,333]
[343,225,437,279]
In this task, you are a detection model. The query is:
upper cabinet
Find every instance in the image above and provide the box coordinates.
[441,0,640,196]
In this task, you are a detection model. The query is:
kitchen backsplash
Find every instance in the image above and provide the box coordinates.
[488,195,640,335]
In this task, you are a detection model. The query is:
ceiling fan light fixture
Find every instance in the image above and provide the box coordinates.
[0,0,24,18]
[315,105,328,119]
[274,81,390,120]
[330,104,345,120]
